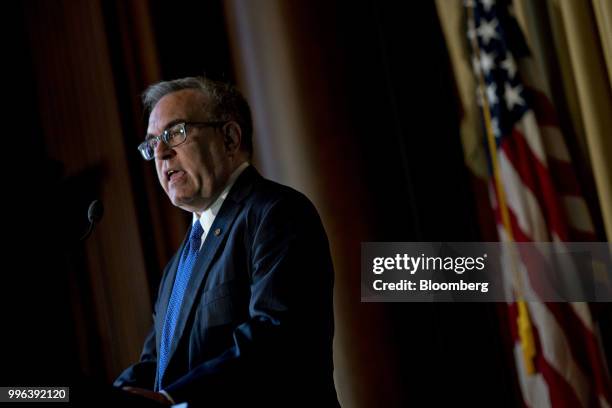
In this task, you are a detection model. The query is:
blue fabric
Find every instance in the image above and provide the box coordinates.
[157,221,203,389]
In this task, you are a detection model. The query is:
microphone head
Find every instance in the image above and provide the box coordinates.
[87,200,104,223]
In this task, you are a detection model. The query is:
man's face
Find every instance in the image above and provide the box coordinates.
[147,89,234,214]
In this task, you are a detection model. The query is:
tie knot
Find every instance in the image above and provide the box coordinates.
[190,221,204,246]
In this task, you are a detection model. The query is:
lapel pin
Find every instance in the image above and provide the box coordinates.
[214,228,221,236]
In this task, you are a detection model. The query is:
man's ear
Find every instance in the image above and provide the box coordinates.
[223,121,242,153]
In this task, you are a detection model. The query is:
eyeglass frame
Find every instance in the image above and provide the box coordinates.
[138,121,227,160]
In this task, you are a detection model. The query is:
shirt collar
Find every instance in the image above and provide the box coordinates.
[192,161,250,232]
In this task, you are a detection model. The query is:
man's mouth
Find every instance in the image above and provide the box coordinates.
[167,169,186,184]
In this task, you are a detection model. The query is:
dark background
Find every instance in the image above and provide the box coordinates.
[2,1,519,406]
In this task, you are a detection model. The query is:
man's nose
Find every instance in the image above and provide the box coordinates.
[155,141,175,160]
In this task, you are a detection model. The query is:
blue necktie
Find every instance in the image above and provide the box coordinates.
[157,221,204,389]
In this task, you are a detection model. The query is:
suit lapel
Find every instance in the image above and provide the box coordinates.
[161,166,259,370]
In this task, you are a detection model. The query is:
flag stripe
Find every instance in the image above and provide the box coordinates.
[500,129,569,240]
[465,2,611,405]
[495,206,604,387]
[515,112,548,165]
[498,150,548,239]
[508,303,585,407]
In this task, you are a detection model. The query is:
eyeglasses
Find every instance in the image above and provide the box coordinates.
[138,121,226,160]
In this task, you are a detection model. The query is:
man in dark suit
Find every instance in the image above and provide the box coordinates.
[114,77,339,407]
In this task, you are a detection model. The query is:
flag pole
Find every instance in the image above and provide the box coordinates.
[466,3,536,375]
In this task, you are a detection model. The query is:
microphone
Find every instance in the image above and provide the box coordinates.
[80,200,104,241]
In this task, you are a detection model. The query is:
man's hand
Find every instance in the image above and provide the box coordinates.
[122,386,172,406]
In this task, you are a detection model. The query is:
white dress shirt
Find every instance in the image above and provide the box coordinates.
[191,161,249,250]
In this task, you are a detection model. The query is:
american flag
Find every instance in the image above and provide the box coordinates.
[466,0,611,406]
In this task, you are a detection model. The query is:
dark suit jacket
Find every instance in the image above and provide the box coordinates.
[114,166,339,407]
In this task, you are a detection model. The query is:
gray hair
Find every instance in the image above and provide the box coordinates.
[142,76,253,155]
